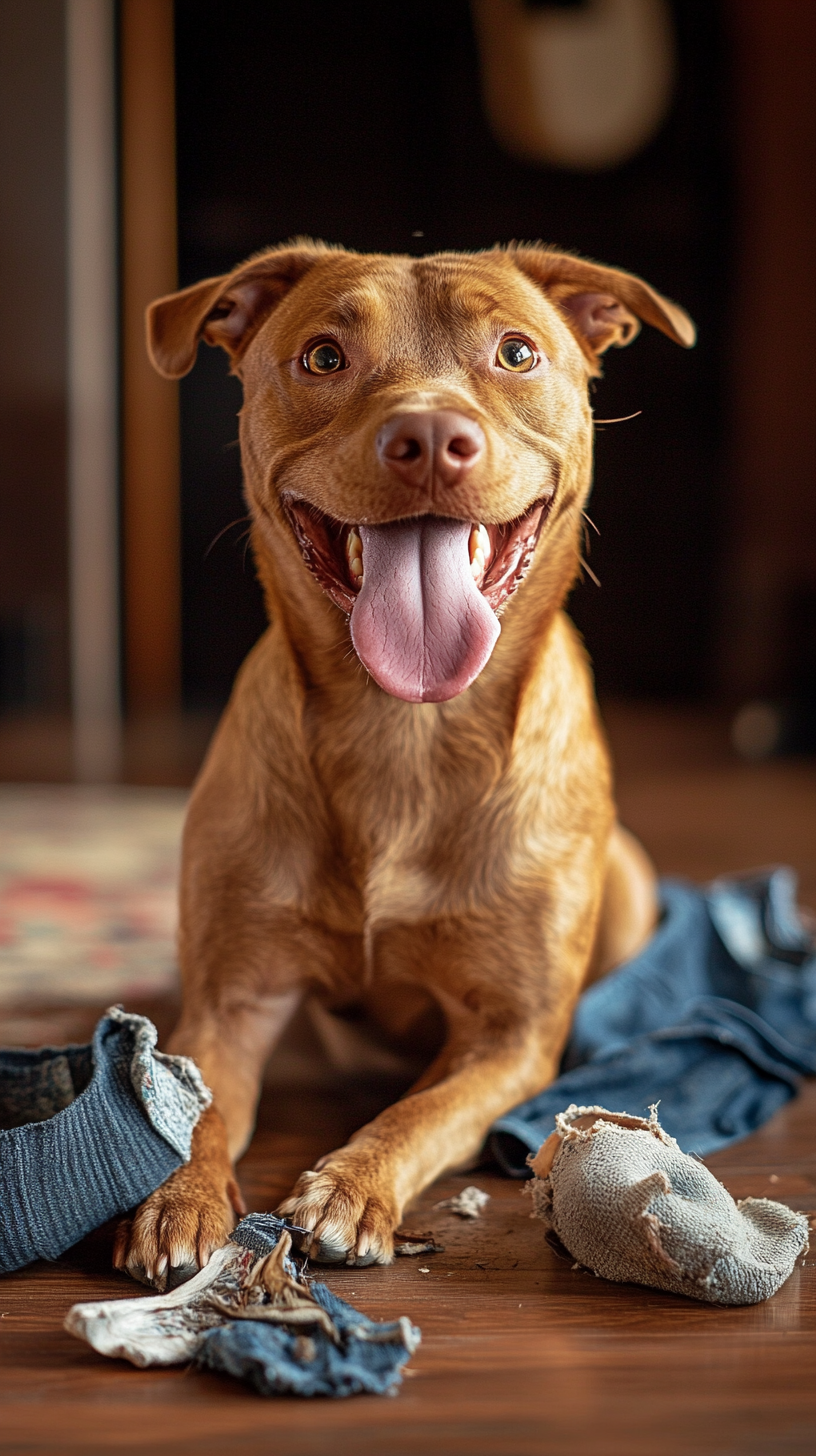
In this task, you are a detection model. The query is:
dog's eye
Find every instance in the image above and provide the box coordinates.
[303,341,345,374]
[496,337,536,373]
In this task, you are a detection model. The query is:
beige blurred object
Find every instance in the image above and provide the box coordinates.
[730,701,784,762]
[472,0,675,170]
[121,0,181,713]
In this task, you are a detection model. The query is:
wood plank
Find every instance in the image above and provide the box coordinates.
[0,721,813,1452]
[120,0,180,713]
[0,1079,812,1455]
[720,0,816,700]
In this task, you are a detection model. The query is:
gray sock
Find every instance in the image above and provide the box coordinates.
[0,1008,211,1272]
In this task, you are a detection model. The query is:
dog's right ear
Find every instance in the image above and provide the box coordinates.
[146,245,328,379]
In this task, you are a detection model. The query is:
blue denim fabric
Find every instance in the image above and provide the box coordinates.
[196,1213,420,1397]
[0,1009,210,1273]
[490,869,816,1174]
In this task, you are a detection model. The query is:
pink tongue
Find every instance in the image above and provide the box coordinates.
[350,518,500,702]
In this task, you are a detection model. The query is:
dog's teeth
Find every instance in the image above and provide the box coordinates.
[469,524,490,579]
[469,524,489,562]
[346,528,364,584]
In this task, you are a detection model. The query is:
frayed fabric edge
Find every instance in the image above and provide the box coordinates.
[104,1007,211,1161]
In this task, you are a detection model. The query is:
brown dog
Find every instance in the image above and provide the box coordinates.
[113,242,694,1286]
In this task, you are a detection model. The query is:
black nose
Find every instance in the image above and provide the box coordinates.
[377,410,485,489]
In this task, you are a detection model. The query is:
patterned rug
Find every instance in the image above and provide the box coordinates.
[0,786,186,1011]
[0,785,404,1079]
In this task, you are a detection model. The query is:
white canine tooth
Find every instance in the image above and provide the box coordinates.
[469,524,490,579]
[469,524,490,562]
[346,528,364,583]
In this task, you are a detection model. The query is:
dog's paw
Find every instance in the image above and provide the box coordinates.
[277,1161,399,1266]
[113,1162,244,1291]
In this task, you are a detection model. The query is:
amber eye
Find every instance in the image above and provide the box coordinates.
[303,340,345,374]
[497,336,536,373]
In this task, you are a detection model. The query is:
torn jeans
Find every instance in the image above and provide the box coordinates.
[491,868,816,1174]
[66,1212,420,1397]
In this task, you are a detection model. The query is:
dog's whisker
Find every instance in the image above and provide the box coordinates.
[203,516,252,560]
[593,411,642,425]
[579,554,601,588]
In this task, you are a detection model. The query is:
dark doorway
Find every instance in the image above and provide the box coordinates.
[175,0,730,709]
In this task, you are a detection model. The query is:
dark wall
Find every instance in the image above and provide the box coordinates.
[175,0,730,708]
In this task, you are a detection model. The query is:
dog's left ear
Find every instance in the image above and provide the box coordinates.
[510,247,695,370]
[146,243,332,378]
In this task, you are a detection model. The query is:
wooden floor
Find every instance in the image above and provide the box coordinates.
[1,703,814,1455]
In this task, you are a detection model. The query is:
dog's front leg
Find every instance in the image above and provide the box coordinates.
[278,984,576,1266]
[113,991,299,1288]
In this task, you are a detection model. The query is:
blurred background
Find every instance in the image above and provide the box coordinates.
[0,0,813,1042]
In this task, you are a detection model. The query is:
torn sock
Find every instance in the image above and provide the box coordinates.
[529,1105,809,1305]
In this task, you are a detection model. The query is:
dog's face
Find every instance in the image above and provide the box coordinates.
[149,245,693,702]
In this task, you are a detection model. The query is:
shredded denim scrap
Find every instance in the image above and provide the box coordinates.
[66,1213,420,1398]
[491,869,816,1173]
[0,1008,211,1273]
[529,1105,809,1305]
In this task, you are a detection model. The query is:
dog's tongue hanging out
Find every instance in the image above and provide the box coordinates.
[350,518,500,703]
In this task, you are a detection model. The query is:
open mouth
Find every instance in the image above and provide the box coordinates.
[284,497,550,703]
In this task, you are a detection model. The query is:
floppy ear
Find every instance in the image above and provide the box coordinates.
[146,244,330,379]
[509,246,695,370]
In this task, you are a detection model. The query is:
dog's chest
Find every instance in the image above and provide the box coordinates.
[306,700,552,931]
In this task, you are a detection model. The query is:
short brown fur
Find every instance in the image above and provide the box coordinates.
[114,242,694,1283]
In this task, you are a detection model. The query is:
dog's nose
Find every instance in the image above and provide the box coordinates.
[377,410,485,490]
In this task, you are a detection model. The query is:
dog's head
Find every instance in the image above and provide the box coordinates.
[149,243,693,703]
